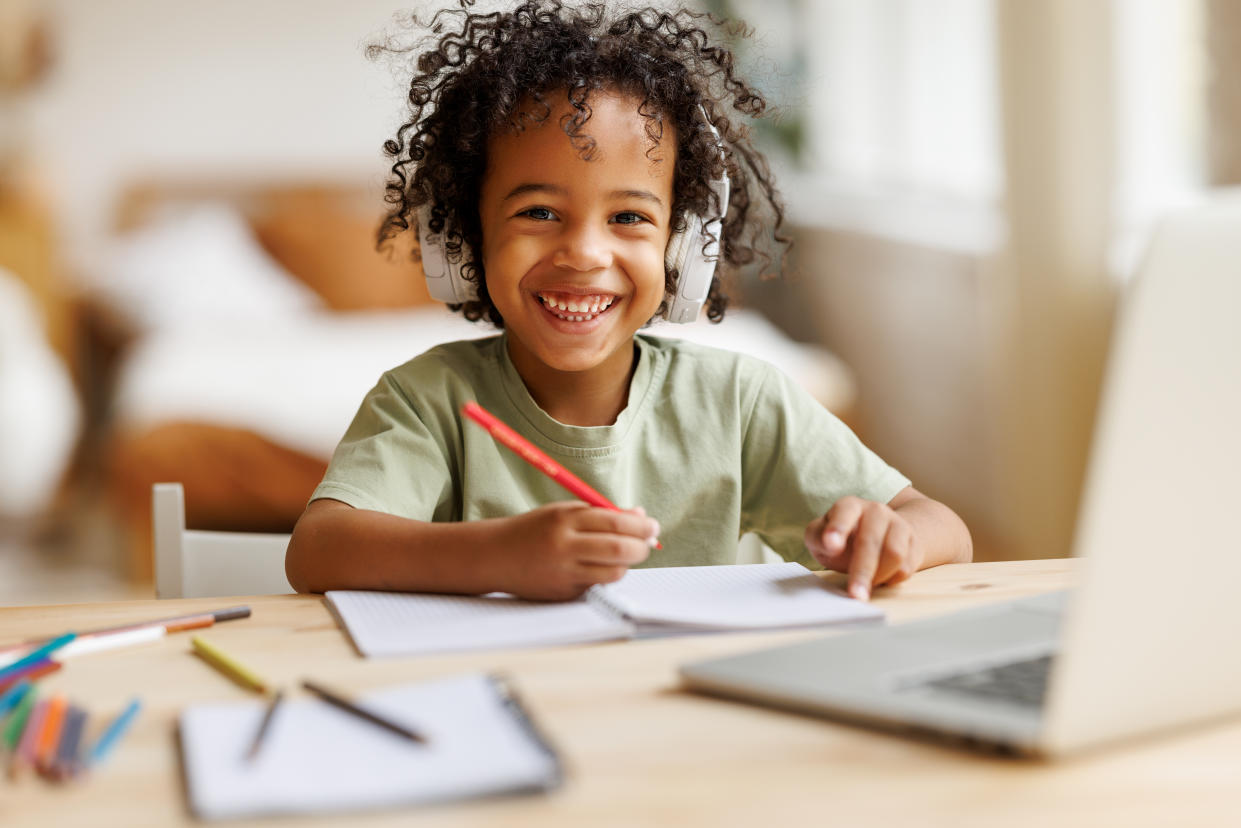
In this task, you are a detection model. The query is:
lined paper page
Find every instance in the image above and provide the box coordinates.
[590,562,883,630]
[181,673,559,820]
[326,591,633,658]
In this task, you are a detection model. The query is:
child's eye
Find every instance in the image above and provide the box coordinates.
[612,211,649,225]
[517,207,555,221]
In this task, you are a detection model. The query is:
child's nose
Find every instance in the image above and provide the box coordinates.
[551,222,613,272]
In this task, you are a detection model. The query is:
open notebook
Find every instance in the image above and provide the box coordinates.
[180,673,560,820]
[326,562,883,658]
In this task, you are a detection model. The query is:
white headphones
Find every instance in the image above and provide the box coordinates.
[418,112,730,324]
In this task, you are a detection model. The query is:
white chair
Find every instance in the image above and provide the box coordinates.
[153,483,295,599]
[736,532,784,565]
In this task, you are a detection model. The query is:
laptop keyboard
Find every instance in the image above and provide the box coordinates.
[921,654,1053,708]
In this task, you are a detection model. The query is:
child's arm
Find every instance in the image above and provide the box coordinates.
[803,486,973,602]
[285,498,659,601]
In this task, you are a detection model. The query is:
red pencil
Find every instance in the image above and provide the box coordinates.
[462,401,662,549]
[0,659,61,693]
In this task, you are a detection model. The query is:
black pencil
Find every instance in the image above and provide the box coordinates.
[245,690,285,762]
[301,680,427,744]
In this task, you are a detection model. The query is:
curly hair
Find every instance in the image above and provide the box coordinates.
[370,0,790,326]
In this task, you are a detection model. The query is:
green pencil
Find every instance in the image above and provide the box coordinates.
[2,686,36,751]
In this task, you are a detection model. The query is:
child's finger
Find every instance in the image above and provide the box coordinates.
[871,520,913,587]
[575,535,651,567]
[823,497,864,550]
[805,498,860,561]
[803,515,829,562]
[574,562,631,586]
[846,508,885,601]
[805,522,851,572]
[575,506,661,543]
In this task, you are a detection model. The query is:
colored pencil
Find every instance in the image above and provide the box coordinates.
[52,706,88,780]
[0,678,31,715]
[245,689,285,761]
[35,694,69,773]
[87,698,141,767]
[0,658,61,693]
[0,606,250,666]
[0,633,74,682]
[462,401,663,548]
[56,625,168,660]
[2,685,36,752]
[191,637,269,694]
[301,680,427,744]
[10,697,47,778]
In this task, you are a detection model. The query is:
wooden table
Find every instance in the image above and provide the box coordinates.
[4,559,1238,827]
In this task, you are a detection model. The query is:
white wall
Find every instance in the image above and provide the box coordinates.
[745,222,1011,556]
[28,0,415,270]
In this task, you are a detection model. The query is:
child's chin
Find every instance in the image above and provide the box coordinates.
[541,348,615,374]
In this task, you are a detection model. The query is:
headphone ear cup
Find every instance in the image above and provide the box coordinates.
[417,204,478,304]
[664,111,731,324]
[664,224,694,283]
[664,216,714,324]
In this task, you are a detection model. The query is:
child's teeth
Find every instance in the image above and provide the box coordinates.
[539,293,614,320]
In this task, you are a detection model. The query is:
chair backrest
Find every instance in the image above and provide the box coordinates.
[153,483,295,599]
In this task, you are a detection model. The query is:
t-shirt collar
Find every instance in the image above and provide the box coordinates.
[494,333,657,452]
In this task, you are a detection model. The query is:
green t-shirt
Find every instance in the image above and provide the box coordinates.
[312,333,909,568]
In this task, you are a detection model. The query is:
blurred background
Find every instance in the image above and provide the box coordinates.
[0,0,1233,604]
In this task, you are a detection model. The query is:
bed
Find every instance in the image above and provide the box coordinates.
[87,180,855,581]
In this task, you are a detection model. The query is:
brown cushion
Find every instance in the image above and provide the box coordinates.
[107,421,329,582]
[250,189,433,311]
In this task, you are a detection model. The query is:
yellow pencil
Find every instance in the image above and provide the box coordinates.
[190,637,269,694]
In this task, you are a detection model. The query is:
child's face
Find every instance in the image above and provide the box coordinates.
[478,91,675,380]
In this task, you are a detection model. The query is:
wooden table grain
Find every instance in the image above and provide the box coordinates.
[3,559,1238,827]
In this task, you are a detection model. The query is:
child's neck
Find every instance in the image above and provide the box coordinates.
[507,339,639,427]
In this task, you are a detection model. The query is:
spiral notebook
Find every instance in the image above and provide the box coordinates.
[179,672,560,820]
[327,562,883,658]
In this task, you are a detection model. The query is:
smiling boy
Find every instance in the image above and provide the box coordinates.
[285,2,971,602]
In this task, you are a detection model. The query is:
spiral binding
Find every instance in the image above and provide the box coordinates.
[486,673,564,790]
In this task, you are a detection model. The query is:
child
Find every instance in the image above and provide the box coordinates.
[286,0,972,602]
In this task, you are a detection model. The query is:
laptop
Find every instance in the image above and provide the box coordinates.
[680,195,1241,757]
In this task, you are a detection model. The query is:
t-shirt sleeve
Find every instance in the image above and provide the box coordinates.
[310,371,455,520]
[739,363,910,568]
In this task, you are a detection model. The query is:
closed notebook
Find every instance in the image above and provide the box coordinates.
[328,562,882,658]
[179,672,560,821]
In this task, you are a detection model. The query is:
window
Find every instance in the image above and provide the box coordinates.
[707,0,1002,248]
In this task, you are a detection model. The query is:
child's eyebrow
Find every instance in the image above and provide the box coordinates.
[501,183,665,207]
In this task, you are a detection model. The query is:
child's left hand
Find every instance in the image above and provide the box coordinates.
[803,495,924,602]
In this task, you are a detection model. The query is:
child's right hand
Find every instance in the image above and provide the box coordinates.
[495,502,658,601]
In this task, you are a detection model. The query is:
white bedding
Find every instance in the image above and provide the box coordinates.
[112,306,854,459]
[100,202,854,459]
[0,268,81,516]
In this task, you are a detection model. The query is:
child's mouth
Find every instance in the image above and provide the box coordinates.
[536,291,616,323]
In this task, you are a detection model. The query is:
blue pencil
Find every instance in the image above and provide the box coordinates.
[0,679,31,715]
[53,706,89,780]
[87,698,142,767]
[0,633,75,683]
